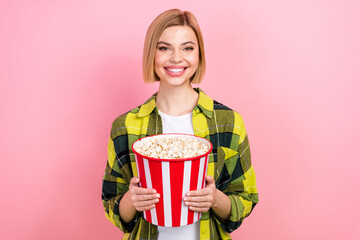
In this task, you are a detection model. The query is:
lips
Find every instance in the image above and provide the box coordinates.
[164,66,188,76]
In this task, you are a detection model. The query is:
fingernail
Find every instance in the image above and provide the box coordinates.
[184,197,188,201]
[156,194,160,198]
[185,202,189,205]
[186,193,190,196]
[152,190,156,193]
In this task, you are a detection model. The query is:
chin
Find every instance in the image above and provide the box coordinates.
[164,78,191,86]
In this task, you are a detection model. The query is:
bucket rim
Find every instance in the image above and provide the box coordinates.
[131,133,213,162]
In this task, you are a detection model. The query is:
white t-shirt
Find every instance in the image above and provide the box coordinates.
[159,110,194,135]
[157,110,200,240]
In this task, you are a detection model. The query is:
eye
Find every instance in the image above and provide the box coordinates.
[158,46,169,51]
[184,47,194,51]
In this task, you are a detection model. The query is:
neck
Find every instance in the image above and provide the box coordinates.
[156,82,199,116]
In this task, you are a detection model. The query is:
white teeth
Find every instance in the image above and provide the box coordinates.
[166,68,185,73]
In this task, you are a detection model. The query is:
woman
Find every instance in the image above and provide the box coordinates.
[102,9,259,240]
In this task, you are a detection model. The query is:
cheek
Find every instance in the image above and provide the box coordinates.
[188,54,199,69]
[154,55,164,74]
[154,52,168,67]
[189,50,199,65]
[154,54,161,67]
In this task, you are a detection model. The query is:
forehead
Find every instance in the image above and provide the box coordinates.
[158,26,198,44]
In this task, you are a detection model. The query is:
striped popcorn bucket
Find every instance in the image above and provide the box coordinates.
[132,134,212,227]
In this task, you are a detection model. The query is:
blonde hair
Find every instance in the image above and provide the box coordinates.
[143,9,206,84]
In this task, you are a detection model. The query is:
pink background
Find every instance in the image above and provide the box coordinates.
[1,0,359,239]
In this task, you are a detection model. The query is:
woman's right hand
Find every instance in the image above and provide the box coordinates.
[128,177,160,211]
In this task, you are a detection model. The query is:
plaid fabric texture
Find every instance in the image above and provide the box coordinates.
[102,88,259,240]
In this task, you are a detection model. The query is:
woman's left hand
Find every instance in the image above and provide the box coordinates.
[184,175,217,212]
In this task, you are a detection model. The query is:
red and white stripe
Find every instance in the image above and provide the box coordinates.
[135,154,209,227]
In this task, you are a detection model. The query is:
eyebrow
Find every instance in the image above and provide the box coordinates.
[157,41,196,46]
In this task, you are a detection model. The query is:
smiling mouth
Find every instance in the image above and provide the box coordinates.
[164,67,188,73]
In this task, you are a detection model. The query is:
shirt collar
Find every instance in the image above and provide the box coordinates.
[137,88,214,118]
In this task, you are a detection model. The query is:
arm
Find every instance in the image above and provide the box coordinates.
[184,175,231,220]
[220,124,259,232]
[102,137,135,232]
[119,177,160,223]
[185,114,259,232]
[102,137,160,231]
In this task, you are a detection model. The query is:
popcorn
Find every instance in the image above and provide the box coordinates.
[132,134,212,227]
[133,135,210,159]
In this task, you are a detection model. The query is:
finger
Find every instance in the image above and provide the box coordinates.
[205,175,215,185]
[133,193,160,201]
[130,177,140,186]
[134,198,160,207]
[184,195,212,203]
[186,188,210,197]
[132,186,157,195]
[188,206,210,212]
[185,201,211,208]
[205,175,215,183]
[136,204,156,211]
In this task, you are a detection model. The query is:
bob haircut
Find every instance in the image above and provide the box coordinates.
[143,9,206,84]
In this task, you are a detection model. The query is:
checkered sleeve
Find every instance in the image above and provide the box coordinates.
[101,136,138,233]
[213,113,259,233]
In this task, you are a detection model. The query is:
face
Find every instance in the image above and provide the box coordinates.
[154,26,199,87]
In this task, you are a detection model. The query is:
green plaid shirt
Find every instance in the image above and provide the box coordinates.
[102,88,259,240]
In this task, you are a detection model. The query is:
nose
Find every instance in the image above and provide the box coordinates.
[170,50,182,63]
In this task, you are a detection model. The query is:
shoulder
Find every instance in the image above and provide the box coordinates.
[110,105,141,139]
[213,100,245,125]
[211,100,249,150]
